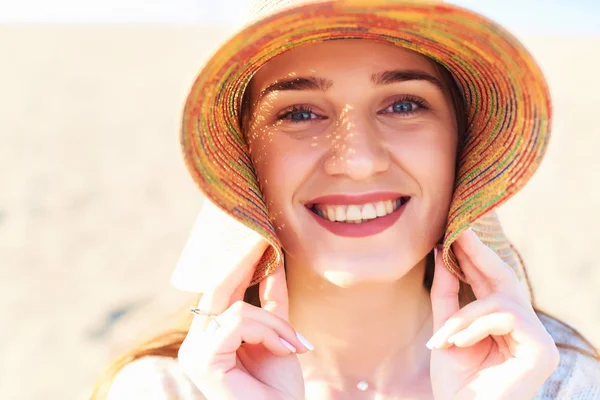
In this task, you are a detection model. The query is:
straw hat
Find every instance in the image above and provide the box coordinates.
[173,0,550,296]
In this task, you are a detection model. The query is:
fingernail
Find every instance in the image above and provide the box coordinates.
[426,319,461,350]
[296,332,315,351]
[425,337,436,350]
[433,247,438,260]
[426,332,443,350]
[280,338,297,353]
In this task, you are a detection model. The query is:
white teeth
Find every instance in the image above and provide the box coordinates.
[335,205,346,222]
[375,201,387,217]
[313,197,407,224]
[361,203,377,220]
[346,205,362,221]
[326,207,336,222]
[385,200,394,214]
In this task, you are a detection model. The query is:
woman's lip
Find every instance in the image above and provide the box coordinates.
[307,198,409,238]
[306,192,407,206]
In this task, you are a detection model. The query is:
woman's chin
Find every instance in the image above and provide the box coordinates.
[321,270,388,287]
[315,258,415,288]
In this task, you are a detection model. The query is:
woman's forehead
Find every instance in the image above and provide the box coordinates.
[250,40,440,92]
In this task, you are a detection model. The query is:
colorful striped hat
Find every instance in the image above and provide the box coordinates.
[176,0,551,293]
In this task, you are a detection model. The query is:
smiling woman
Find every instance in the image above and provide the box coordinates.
[243,41,459,287]
[91,1,600,399]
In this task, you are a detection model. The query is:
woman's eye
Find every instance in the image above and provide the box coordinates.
[277,106,322,123]
[290,110,314,121]
[381,97,427,116]
[392,102,418,113]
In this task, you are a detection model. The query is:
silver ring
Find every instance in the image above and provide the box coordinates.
[190,308,221,332]
[189,308,214,317]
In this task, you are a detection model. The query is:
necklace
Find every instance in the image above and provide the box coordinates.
[356,380,369,391]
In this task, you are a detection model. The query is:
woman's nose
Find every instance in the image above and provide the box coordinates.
[323,115,391,181]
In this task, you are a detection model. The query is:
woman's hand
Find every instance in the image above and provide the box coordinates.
[429,229,559,400]
[178,260,310,400]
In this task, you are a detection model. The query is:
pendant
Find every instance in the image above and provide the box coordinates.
[357,380,369,391]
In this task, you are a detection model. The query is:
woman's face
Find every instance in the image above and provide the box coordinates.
[246,40,458,286]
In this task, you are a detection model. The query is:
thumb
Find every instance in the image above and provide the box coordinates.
[259,262,289,321]
[430,246,460,331]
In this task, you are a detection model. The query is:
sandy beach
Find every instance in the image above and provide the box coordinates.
[0,27,598,400]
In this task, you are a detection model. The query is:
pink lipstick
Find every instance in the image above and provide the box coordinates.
[305,192,410,238]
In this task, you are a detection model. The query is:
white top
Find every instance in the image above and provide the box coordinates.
[107,314,600,399]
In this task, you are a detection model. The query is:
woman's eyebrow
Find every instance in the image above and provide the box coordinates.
[257,69,444,101]
[372,69,444,91]
[258,77,333,100]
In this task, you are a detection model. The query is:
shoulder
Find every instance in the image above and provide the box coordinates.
[107,356,205,400]
[535,313,600,399]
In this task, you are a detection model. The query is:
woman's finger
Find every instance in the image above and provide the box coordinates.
[187,300,311,355]
[230,262,256,304]
[259,261,289,321]
[210,318,297,357]
[223,301,311,351]
[430,246,461,333]
[197,259,256,317]
[426,292,540,350]
[427,293,519,350]
[452,240,493,299]
[454,229,524,299]
[447,312,516,347]
[180,302,314,384]
[179,317,295,386]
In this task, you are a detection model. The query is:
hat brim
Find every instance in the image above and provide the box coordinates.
[180,0,551,286]
[171,198,270,293]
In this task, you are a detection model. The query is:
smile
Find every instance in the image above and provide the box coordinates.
[309,197,409,224]
[305,193,410,238]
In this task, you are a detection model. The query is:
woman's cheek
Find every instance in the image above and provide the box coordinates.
[429,132,458,220]
[250,139,294,215]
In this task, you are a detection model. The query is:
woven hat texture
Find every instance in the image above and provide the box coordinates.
[179,0,551,288]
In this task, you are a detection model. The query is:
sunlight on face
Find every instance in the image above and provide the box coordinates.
[245,40,459,286]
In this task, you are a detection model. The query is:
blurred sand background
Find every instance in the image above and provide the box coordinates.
[0,26,599,400]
